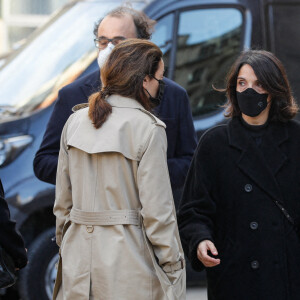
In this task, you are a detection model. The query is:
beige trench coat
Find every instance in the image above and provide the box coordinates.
[53,95,186,300]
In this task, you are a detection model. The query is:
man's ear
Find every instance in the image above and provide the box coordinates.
[143,75,150,90]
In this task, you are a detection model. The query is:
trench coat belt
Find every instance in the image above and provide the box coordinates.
[69,207,140,226]
[162,258,185,273]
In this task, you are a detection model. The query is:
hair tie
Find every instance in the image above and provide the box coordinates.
[100,87,110,98]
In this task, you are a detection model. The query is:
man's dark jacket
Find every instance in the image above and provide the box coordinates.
[178,117,300,300]
[34,70,197,189]
[0,179,27,269]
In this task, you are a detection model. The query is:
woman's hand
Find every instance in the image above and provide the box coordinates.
[197,240,220,267]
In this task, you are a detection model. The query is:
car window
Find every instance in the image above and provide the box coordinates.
[151,13,174,76]
[268,4,300,109]
[174,8,243,118]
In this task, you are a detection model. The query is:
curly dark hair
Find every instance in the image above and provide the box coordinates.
[93,6,156,40]
[222,50,298,122]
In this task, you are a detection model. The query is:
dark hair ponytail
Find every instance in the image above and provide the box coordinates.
[88,88,112,129]
[88,39,162,129]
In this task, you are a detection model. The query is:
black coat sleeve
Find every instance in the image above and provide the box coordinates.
[159,78,197,189]
[167,89,197,189]
[33,89,72,184]
[177,131,217,271]
[0,180,27,269]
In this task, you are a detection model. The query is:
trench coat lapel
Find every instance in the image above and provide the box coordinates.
[228,117,288,203]
[80,70,101,100]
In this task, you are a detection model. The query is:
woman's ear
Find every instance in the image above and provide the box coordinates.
[143,75,150,90]
[267,95,272,104]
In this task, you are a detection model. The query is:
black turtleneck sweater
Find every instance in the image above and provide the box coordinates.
[240,116,268,147]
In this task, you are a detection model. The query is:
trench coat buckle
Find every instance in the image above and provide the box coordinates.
[162,257,185,273]
[86,225,94,233]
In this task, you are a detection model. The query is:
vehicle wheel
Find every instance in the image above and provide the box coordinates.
[18,227,59,300]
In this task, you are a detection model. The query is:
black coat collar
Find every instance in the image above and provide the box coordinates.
[228,117,288,150]
[80,70,101,100]
[228,117,288,203]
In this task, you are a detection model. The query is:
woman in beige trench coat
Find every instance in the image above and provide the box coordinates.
[53,39,186,300]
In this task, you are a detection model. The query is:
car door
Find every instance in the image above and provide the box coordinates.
[149,0,250,137]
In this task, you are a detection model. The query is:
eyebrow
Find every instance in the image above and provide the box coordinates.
[237,77,260,83]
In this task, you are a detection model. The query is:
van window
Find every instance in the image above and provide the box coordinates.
[151,14,174,75]
[268,4,300,106]
[174,8,243,117]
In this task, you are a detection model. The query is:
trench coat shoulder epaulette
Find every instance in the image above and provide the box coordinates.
[138,108,166,129]
[72,103,89,112]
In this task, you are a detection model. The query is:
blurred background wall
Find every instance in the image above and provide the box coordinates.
[0,0,70,58]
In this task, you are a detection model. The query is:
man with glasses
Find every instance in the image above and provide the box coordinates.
[33,6,197,203]
[95,37,126,49]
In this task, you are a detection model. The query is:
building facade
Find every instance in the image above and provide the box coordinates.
[0,0,69,57]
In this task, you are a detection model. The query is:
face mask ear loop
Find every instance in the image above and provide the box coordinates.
[144,88,152,98]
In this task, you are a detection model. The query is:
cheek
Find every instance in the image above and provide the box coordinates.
[155,84,160,95]
[236,86,243,93]
[150,82,159,95]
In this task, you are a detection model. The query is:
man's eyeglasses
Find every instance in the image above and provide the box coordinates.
[94,37,126,50]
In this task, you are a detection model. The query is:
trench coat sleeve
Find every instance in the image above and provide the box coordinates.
[33,89,73,185]
[0,179,28,268]
[177,132,217,271]
[53,117,73,247]
[137,126,183,273]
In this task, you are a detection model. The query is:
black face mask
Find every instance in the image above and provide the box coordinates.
[236,88,268,117]
[145,76,165,107]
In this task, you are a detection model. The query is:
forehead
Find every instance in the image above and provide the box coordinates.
[97,15,137,39]
[238,64,258,80]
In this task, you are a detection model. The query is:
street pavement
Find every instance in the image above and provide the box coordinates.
[187,287,207,300]
[2,286,208,299]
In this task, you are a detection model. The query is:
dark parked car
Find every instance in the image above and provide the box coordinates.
[0,0,299,299]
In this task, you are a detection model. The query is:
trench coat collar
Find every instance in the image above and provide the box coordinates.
[107,94,146,110]
[228,117,288,203]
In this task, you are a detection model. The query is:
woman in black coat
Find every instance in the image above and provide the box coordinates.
[178,50,300,300]
[0,179,27,269]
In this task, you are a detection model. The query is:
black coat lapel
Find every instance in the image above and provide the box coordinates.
[259,122,288,176]
[228,118,288,203]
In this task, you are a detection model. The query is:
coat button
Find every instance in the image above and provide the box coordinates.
[250,222,258,230]
[251,260,259,269]
[86,225,94,233]
[244,184,252,192]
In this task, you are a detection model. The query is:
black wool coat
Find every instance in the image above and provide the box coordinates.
[178,117,300,300]
[0,179,27,268]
